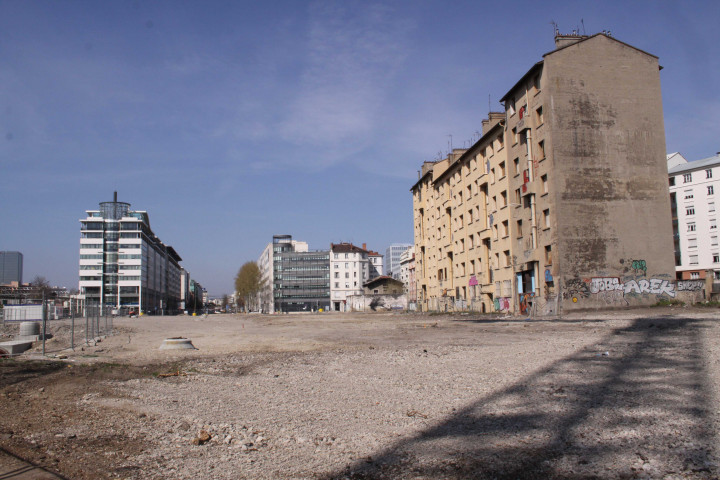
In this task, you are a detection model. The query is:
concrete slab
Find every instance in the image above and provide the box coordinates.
[0,340,33,356]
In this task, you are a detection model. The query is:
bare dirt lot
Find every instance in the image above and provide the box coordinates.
[2,308,720,479]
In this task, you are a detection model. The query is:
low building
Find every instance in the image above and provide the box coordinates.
[363,276,405,295]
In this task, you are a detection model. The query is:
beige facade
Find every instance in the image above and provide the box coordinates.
[412,33,676,315]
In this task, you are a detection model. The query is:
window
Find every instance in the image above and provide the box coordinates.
[345,272,349,278]
[685,190,694,199]
[499,162,506,178]
[501,191,507,207]
[707,169,713,179]
[712,218,718,230]
[334,272,339,278]
[533,74,541,90]
[686,207,695,216]
[513,158,520,175]
[470,260,476,274]
[669,177,675,186]
[545,245,552,264]
[497,134,504,150]
[690,271,700,279]
[714,254,720,263]
[508,98,516,116]
[511,127,518,144]
[688,238,697,248]
[502,220,509,237]
[515,188,522,204]
[689,255,699,265]
[504,250,511,267]
[710,186,715,195]
[469,234,475,248]
[710,202,716,213]
[688,222,696,232]
[543,209,550,228]
[684,173,692,183]
[536,106,544,124]
[345,253,349,259]
[538,140,546,159]
[541,174,548,193]
[712,236,719,247]
[517,220,523,237]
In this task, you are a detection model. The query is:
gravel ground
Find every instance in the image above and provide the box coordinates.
[1,308,720,479]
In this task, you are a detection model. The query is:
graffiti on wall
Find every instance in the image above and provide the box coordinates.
[564,277,590,302]
[564,276,705,304]
[677,280,704,292]
[620,258,648,276]
[519,292,535,315]
[493,297,511,312]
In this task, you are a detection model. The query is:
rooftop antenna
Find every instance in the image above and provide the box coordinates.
[447,134,453,152]
[550,20,559,36]
[581,18,586,35]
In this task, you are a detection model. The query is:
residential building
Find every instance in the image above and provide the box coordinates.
[0,251,23,285]
[79,192,185,314]
[668,152,720,281]
[329,242,382,311]
[412,32,675,315]
[270,235,330,313]
[385,243,412,279]
[368,251,383,280]
[398,246,414,292]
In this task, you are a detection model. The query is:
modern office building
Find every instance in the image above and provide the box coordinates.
[257,235,309,313]
[79,192,184,314]
[269,235,330,313]
[329,242,382,311]
[0,251,23,285]
[385,243,412,279]
[668,152,720,281]
[412,32,675,315]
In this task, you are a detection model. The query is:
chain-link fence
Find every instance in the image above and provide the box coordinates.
[0,302,115,356]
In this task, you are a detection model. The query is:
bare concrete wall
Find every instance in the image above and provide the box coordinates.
[544,35,676,312]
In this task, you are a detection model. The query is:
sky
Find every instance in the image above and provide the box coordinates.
[1,0,719,296]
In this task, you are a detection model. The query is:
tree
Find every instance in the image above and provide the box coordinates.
[30,275,55,300]
[234,262,264,312]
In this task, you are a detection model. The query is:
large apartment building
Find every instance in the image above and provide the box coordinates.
[668,153,720,281]
[412,33,675,315]
[79,193,184,314]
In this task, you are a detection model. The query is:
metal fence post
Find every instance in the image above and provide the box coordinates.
[42,293,47,356]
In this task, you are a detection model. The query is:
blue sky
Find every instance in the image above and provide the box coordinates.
[1,0,718,296]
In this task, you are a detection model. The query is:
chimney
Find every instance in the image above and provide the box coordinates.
[114,191,118,202]
[362,243,367,250]
[554,34,587,49]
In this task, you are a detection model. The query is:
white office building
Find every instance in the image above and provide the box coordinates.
[385,243,412,279]
[79,193,183,314]
[668,153,720,281]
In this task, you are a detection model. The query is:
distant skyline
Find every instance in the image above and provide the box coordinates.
[2,1,718,295]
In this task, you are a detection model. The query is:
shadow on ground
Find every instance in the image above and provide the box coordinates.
[325,316,719,479]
